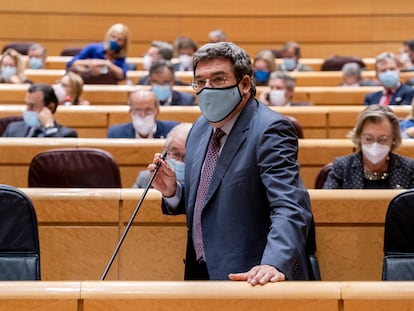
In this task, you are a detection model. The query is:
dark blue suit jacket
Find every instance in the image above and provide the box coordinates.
[364,84,414,105]
[3,121,78,137]
[169,90,195,106]
[163,98,312,280]
[107,120,179,138]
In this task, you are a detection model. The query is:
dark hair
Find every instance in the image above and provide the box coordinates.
[193,41,256,97]
[282,41,301,58]
[149,60,175,78]
[28,83,59,113]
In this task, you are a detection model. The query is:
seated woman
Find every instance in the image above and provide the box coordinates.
[0,48,31,84]
[53,71,90,106]
[323,104,414,189]
[66,23,129,83]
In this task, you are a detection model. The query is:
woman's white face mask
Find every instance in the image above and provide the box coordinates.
[361,143,390,165]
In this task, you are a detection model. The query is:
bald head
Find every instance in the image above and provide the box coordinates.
[129,89,159,118]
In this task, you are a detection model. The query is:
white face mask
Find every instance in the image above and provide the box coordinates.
[268,89,286,106]
[132,114,155,136]
[361,143,391,165]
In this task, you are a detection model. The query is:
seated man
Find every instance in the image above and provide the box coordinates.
[277,41,312,72]
[258,71,311,106]
[148,60,195,105]
[364,52,414,106]
[27,43,47,69]
[107,89,179,139]
[132,122,192,188]
[2,83,78,137]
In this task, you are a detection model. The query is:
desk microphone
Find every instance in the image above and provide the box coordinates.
[100,150,167,280]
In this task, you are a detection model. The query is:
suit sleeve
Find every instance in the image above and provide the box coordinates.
[258,117,312,279]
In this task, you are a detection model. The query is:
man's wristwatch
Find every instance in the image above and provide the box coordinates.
[43,123,58,135]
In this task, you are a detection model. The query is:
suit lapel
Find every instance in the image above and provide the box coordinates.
[203,99,255,207]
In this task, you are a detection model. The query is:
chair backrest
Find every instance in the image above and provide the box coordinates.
[321,55,366,71]
[0,115,23,136]
[285,115,304,139]
[2,42,35,55]
[382,189,414,280]
[60,47,83,56]
[28,148,122,188]
[314,163,333,189]
[0,184,40,280]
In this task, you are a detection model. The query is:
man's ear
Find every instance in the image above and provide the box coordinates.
[240,75,251,95]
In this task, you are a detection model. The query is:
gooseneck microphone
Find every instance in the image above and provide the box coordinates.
[100,150,167,280]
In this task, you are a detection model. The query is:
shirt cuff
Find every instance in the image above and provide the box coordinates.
[163,181,182,209]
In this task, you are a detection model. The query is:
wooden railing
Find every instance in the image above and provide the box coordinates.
[2,281,414,311]
[14,188,405,282]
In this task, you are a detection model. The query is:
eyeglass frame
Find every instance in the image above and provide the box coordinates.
[360,133,392,145]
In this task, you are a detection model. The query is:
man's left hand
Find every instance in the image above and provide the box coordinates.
[228,264,285,285]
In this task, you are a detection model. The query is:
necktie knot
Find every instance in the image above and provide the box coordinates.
[213,128,225,141]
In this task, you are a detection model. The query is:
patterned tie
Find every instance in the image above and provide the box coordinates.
[193,128,225,262]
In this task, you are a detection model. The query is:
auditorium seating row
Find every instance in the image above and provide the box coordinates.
[1,105,411,139]
[2,0,413,58]
[23,67,414,87]
[0,83,402,106]
[3,280,414,311]
[1,280,414,311]
[16,188,405,282]
[1,137,414,191]
[34,55,378,71]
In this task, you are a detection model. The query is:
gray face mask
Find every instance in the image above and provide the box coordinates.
[197,84,242,123]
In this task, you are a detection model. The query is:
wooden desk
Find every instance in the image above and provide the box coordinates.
[1,105,411,139]
[1,138,413,189]
[2,281,414,311]
[12,189,408,282]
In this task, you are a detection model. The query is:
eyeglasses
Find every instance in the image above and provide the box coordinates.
[130,109,155,117]
[167,151,185,162]
[191,76,228,90]
[361,134,391,145]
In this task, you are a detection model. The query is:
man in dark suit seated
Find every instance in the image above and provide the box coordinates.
[364,52,414,106]
[107,89,179,139]
[145,60,195,105]
[2,83,78,137]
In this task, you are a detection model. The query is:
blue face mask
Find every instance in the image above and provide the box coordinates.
[109,40,122,52]
[254,70,270,83]
[197,84,242,123]
[23,110,40,128]
[378,70,399,89]
[1,66,17,81]
[283,58,296,71]
[29,57,43,69]
[167,158,185,182]
[152,84,171,102]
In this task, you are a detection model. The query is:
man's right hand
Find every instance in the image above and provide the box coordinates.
[148,152,177,197]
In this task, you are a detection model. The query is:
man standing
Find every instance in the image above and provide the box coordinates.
[107,89,178,139]
[3,83,77,137]
[149,42,312,285]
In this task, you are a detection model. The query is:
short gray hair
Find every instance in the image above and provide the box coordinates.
[269,71,296,90]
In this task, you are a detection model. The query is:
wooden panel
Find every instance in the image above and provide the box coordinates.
[0,281,79,311]
[82,281,340,311]
[342,282,414,311]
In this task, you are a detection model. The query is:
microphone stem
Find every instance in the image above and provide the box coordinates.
[100,150,167,280]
